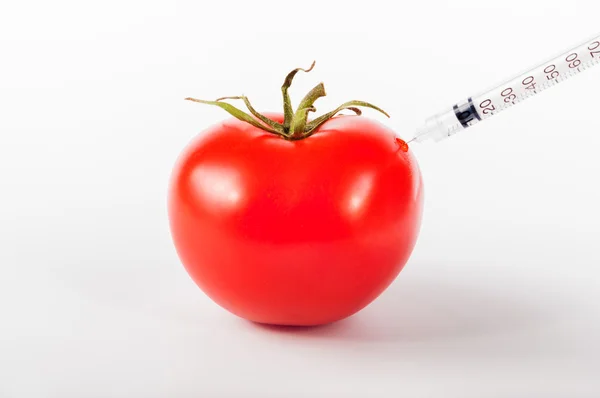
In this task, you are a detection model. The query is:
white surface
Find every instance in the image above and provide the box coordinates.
[1,1,600,396]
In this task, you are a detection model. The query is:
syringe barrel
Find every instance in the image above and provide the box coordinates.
[412,106,466,142]
[413,33,600,143]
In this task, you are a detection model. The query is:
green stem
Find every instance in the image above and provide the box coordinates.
[216,96,283,131]
[296,82,326,112]
[281,61,315,133]
[184,97,284,136]
[289,106,316,138]
[303,100,389,137]
[288,82,326,139]
[185,61,390,140]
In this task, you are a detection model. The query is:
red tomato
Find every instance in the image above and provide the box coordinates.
[168,63,423,326]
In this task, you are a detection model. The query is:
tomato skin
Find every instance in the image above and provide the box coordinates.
[168,114,424,326]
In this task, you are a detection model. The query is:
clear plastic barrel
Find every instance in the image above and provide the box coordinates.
[411,33,600,143]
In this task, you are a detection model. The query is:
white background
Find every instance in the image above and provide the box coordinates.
[1,0,600,396]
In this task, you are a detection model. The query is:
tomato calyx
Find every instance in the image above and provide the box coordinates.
[185,61,390,140]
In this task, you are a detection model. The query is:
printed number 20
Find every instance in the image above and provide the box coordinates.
[590,41,600,58]
[479,99,495,115]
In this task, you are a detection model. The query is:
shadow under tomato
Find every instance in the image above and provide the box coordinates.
[246,271,556,343]
[250,320,350,336]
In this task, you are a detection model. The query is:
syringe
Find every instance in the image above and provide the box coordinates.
[409,32,600,143]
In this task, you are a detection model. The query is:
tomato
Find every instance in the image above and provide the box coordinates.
[168,63,424,326]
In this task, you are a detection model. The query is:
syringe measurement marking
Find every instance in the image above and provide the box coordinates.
[472,39,600,121]
[411,34,600,143]
[590,41,600,57]
[482,56,598,116]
